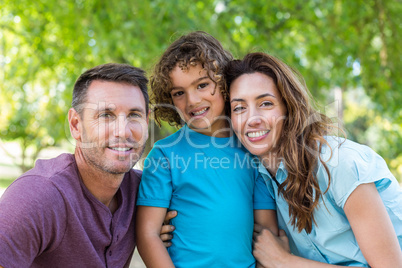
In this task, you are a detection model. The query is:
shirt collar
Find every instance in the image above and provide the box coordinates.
[258,160,287,182]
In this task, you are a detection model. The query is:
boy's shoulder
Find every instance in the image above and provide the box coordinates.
[153,127,186,146]
[153,126,213,149]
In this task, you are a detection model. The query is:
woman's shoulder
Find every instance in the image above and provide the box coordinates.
[320,136,377,167]
[318,136,395,208]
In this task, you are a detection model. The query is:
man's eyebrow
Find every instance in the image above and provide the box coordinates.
[129,108,146,114]
[94,107,114,112]
[93,107,146,114]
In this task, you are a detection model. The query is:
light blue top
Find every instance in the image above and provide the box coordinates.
[137,125,276,268]
[259,136,402,266]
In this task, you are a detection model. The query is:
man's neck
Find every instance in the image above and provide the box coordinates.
[74,149,125,212]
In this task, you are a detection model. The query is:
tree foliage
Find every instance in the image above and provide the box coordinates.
[0,0,401,177]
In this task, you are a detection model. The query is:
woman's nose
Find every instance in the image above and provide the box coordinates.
[247,108,263,127]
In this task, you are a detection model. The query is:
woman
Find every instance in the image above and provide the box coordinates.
[226,52,402,267]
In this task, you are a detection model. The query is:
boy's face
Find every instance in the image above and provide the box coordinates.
[169,64,228,136]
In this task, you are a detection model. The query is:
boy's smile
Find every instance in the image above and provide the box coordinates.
[170,63,229,137]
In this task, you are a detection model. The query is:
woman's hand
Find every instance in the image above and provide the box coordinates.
[159,210,177,247]
[253,224,291,268]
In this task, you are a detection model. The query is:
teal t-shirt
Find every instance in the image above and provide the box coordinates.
[137,125,275,268]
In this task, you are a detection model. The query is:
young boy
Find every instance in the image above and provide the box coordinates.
[136,31,277,268]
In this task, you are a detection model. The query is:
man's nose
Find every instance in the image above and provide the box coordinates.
[114,115,130,138]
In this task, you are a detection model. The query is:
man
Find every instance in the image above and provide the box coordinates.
[0,63,163,267]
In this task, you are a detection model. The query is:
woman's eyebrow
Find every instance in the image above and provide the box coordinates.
[230,93,276,103]
[256,93,276,99]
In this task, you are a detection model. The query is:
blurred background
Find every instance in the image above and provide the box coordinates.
[0,0,401,266]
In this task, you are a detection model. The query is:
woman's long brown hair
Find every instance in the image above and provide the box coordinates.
[226,52,340,233]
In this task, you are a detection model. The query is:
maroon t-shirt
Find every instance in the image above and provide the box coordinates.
[0,153,141,268]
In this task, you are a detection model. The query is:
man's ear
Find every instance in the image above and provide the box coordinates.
[68,108,82,141]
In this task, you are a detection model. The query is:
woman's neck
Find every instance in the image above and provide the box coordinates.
[260,152,281,177]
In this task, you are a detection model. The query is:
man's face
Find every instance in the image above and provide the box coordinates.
[77,80,148,174]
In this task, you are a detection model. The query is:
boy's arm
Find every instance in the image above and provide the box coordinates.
[253,173,278,236]
[254,209,278,236]
[136,206,175,268]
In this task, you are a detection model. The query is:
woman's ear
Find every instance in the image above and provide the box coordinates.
[68,108,82,141]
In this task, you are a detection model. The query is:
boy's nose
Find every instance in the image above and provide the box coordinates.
[186,91,202,107]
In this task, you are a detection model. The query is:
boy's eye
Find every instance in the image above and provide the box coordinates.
[197,83,209,89]
[171,91,184,97]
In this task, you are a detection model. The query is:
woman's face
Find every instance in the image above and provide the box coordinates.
[230,72,287,159]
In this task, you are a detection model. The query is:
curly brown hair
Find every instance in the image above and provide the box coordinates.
[150,31,233,127]
[226,52,344,233]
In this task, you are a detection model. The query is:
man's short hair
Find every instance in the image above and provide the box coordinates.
[72,63,149,115]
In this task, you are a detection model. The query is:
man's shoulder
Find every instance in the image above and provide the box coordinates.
[7,153,80,201]
[2,170,67,213]
[128,168,142,180]
[23,153,77,180]
[122,168,142,188]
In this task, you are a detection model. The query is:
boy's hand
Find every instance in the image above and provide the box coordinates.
[159,210,177,247]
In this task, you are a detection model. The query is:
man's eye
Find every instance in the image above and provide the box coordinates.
[99,113,112,118]
[129,113,142,119]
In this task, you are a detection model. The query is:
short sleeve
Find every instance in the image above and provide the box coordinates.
[254,173,276,210]
[327,141,395,209]
[0,177,67,267]
[137,146,173,208]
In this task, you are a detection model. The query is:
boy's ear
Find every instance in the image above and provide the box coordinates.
[68,108,82,141]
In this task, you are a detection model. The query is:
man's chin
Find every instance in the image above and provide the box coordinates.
[104,164,133,175]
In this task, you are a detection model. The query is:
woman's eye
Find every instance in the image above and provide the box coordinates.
[261,101,273,107]
[197,83,209,89]
[233,106,245,112]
